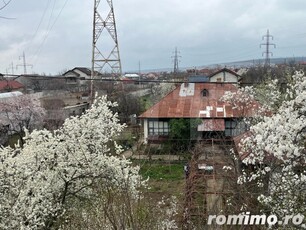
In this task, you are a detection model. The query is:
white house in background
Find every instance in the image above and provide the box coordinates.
[209,68,241,83]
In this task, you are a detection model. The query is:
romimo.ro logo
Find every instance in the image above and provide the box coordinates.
[207,213,305,227]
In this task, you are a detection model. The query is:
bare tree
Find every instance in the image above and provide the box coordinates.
[113,93,141,124]
[0,0,15,19]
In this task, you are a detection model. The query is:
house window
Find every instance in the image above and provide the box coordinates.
[202,89,209,97]
[225,119,247,136]
[148,120,169,136]
[217,78,222,82]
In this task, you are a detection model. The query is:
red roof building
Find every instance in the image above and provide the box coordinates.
[0,80,24,93]
[139,82,259,143]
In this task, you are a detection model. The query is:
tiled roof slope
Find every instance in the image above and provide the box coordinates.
[0,80,24,91]
[140,83,258,118]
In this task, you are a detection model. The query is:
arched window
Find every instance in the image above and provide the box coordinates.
[202,89,209,97]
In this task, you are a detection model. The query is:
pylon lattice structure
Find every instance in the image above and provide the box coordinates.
[91,0,122,78]
[260,29,276,67]
[172,47,181,74]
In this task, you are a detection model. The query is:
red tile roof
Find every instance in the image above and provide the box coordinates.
[140,83,259,118]
[0,80,24,91]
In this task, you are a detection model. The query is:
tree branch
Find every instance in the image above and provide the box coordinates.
[0,0,12,10]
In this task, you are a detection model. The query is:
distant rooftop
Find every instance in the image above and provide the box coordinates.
[188,75,209,83]
[0,80,24,91]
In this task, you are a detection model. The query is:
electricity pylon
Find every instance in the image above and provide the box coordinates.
[172,47,181,74]
[91,0,122,78]
[260,29,276,67]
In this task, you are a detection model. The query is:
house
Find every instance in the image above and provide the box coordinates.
[63,67,93,85]
[0,80,24,93]
[139,82,258,144]
[62,67,103,92]
[186,68,241,83]
[208,68,241,83]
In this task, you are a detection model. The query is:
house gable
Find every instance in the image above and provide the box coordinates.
[63,67,92,79]
[63,70,80,78]
[209,68,240,83]
[73,67,92,79]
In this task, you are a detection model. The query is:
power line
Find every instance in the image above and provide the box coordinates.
[32,0,69,66]
[26,0,51,55]
[0,0,15,19]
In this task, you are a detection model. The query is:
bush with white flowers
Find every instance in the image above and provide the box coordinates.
[0,96,142,229]
[234,72,306,220]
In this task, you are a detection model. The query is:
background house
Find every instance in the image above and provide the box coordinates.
[208,68,241,83]
[63,67,92,87]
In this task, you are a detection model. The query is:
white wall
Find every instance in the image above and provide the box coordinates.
[74,69,91,79]
[143,119,148,144]
[210,72,238,83]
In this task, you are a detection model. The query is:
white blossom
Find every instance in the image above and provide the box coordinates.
[0,96,142,229]
[235,72,306,219]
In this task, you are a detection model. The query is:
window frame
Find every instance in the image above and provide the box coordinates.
[201,89,209,97]
[148,119,169,136]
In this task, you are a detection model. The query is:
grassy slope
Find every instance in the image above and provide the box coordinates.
[135,160,186,204]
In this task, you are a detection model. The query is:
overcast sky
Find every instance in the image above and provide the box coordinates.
[1,0,306,75]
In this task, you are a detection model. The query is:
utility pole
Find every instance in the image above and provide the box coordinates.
[260,29,276,67]
[171,47,181,74]
[16,52,33,74]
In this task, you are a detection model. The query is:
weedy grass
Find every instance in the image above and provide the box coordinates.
[135,160,186,199]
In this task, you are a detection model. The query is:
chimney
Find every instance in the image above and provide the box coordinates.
[184,75,189,87]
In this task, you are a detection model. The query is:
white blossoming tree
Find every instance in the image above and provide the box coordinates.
[0,96,142,229]
[224,72,306,225]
